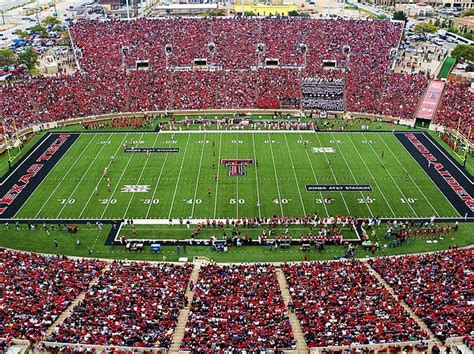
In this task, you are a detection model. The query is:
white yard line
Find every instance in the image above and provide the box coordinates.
[78,134,129,218]
[361,133,418,217]
[251,133,262,220]
[145,133,176,219]
[236,131,240,219]
[298,132,329,217]
[313,133,351,214]
[377,134,441,217]
[213,133,223,220]
[190,132,207,218]
[122,133,161,219]
[33,135,98,218]
[167,133,192,220]
[283,134,307,216]
[99,133,145,219]
[55,133,114,219]
[330,132,374,217]
[345,133,396,217]
[267,132,284,216]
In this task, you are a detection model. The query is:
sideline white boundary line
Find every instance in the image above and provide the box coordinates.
[156,130,398,134]
[298,132,329,217]
[267,132,285,216]
[313,132,351,214]
[283,134,307,216]
[330,132,374,217]
[167,134,192,219]
[362,132,418,217]
[33,135,98,218]
[191,132,207,219]
[346,133,396,217]
[122,133,161,219]
[79,134,129,218]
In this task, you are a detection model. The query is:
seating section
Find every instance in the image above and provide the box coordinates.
[0,250,105,340]
[282,260,427,347]
[0,18,471,138]
[434,82,473,137]
[181,264,295,351]
[47,261,193,348]
[369,249,474,341]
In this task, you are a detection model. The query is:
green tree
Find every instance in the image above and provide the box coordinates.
[0,49,17,67]
[13,29,28,38]
[414,22,438,35]
[18,48,39,72]
[460,8,474,17]
[451,44,474,61]
[393,10,408,24]
[28,24,47,33]
[42,15,61,26]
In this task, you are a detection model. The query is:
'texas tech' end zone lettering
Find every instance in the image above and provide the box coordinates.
[0,134,71,215]
[406,133,474,212]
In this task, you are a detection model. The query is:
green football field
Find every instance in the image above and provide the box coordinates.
[15,131,460,220]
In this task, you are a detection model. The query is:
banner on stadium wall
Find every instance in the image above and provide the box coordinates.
[416,80,445,121]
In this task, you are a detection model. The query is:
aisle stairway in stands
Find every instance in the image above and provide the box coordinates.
[275,268,309,353]
[363,260,440,346]
[169,263,201,354]
[44,263,112,337]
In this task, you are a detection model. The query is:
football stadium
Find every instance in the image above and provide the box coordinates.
[0,10,472,354]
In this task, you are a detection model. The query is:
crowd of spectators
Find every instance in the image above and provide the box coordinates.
[0,18,471,140]
[368,248,473,341]
[434,82,473,137]
[282,260,427,347]
[47,261,193,348]
[0,250,105,341]
[181,264,295,351]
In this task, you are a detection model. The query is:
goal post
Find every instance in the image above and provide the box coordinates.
[1,118,23,171]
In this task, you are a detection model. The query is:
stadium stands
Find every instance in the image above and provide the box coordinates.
[0,18,471,141]
[282,260,428,347]
[434,82,473,137]
[47,261,193,348]
[0,250,105,340]
[369,248,474,341]
[181,264,295,351]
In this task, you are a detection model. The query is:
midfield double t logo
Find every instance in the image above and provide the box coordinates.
[221,159,254,177]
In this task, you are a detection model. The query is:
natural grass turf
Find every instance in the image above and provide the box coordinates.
[16,131,459,220]
[117,224,358,240]
[0,222,471,263]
